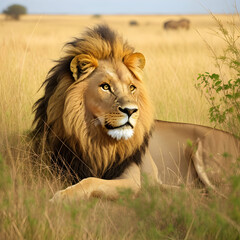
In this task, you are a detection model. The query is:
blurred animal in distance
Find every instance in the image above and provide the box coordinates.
[164,18,190,30]
[129,20,139,26]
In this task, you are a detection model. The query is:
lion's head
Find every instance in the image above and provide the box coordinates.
[32,25,154,181]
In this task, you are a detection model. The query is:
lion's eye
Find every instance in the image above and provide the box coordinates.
[100,83,111,91]
[80,62,87,68]
[130,84,136,92]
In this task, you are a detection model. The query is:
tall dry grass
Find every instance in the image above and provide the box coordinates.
[0,14,240,239]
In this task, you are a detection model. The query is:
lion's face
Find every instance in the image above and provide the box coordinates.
[85,60,140,140]
[63,50,150,143]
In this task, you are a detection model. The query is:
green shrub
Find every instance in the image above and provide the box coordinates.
[195,14,240,137]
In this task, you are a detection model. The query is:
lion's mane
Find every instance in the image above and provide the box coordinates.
[32,25,154,183]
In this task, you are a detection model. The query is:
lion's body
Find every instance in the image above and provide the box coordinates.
[150,120,239,188]
[32,25,240,202]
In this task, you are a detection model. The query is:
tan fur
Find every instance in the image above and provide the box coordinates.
[149,121,240,193]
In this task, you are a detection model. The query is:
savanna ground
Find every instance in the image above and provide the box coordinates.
[0,14,240,239]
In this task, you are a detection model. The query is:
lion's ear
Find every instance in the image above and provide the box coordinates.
[123,52,145,81]
[70,54,98,81]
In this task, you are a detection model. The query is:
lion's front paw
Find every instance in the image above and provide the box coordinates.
[50,180,92,203]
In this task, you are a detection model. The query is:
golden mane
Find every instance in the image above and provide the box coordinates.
[32,25,154,183]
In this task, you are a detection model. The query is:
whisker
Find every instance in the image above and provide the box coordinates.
[89,114,107,126]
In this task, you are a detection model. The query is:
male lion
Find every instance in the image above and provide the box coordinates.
[32,25,239,202]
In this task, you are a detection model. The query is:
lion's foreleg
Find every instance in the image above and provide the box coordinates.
[141,149,161,185]
[50,163,141,202]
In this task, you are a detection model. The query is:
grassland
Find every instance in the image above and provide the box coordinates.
[0,14,240,239]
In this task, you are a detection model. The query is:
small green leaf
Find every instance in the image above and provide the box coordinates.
[222,152,232,158]
[186,139,193,147]
[226,94,232,99]
[223,84,230,90]
[216,86,222,92]
[211,73,219,80]
[233,92,240,99]
[215,80,222,86]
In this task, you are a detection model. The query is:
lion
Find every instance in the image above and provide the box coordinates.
[32,25,240,202]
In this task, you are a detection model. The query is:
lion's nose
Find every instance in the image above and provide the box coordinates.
[118,107,138,117]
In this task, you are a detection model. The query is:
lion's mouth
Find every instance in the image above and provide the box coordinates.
[105,122,134,140]
[105,122,134,130]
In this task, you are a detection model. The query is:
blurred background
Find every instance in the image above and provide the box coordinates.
[0,0,239,14]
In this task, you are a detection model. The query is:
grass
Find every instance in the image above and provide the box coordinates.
[0,14,240,239]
